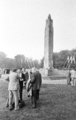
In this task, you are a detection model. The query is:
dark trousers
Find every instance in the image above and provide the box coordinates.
[19,82,23,101]
[31,90,37,107]
[36,89,39,100]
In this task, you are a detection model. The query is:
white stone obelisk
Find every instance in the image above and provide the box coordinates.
[44,14,53,75]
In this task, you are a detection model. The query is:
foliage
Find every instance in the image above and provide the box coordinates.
[15,54,25,68]
[40,49,76,69]
[0,49,76,69]
[53,49,76,69]
[0,52,40,69]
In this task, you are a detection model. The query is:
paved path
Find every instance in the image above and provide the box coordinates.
[42,79,67,85]
[42,75,67,85]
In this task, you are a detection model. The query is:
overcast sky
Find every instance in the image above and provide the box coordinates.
[0,0,76,60]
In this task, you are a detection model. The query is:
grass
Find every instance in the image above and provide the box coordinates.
[0,80,76,120]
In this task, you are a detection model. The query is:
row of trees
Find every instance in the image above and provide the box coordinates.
[0,52,40,69]
[0,49,76,70]
[53,49,76,69]
[41,49,76,69]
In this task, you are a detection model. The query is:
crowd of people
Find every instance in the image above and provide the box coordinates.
[3,66,76,111]
[2,67,42,111]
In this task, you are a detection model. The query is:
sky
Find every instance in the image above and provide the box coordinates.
[0,0,76,60]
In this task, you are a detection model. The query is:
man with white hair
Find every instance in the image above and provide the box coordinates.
[30,68,42,108]
[32,67,36,73]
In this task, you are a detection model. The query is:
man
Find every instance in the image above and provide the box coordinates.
[18,68,25,102]
[30,68,42,108]
[22,68,29,86]
[26,69,33,97]
[35,70,42,100]
[5,69,20,111]
[25,69,29,82]
[67,70,71,85]
[70,68,76,86]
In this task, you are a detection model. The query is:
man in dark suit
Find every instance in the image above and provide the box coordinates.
[18,68,25,102]
[30,68,42,108]
[36,70,42,100]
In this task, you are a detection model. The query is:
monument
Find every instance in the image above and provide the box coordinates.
[44,14,53,76]
[44,14,68,77]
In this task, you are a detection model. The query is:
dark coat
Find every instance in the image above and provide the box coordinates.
[25,72,29,81]
[19,73,25,87]
[30,71,42,91]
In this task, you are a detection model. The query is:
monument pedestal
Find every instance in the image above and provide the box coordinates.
[44,68,68,77]
[44,68,54,76]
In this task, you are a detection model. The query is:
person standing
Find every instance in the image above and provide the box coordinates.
[26,69,33,97]
[35,70,42,100]
[67,70,71,85]
[70,68,76,86]
[30,68,42,108]
[25,69,29,82]
[18,68,25,102]
[22,68,29,86]
[5,69,20,111]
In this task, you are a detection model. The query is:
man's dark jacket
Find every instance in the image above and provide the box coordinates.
[30,71,42,91]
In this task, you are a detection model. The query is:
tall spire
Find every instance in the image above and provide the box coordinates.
[46,14,52,26]
[48,14,51,20]
[44,14,53,76]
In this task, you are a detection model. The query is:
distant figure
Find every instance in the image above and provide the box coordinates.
[70,69,76,86]
[67,70,71,85]
[5,69,20,111]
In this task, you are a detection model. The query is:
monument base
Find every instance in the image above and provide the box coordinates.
[44,68,68,77]
[44,68,54,76]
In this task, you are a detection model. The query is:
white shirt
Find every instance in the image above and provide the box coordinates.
[70,70,76,78]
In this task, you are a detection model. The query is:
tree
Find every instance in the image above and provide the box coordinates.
[0,51,6,58]
[40,58,44,68]
[2,58,16,69]
[15,54,25,68]
[0,52,6,68]
[33,59,40,68]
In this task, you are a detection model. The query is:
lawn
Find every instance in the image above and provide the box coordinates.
[0,80,76,120]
